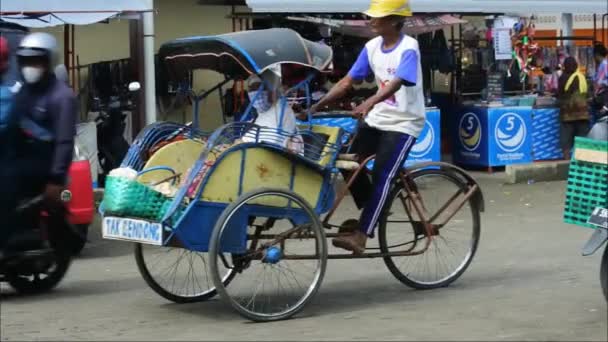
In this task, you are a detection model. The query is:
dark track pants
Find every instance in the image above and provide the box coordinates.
[345,123,416,237]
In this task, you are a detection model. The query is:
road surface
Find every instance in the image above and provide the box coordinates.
[1,175,607,341]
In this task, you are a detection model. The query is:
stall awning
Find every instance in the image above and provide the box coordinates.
[0,0,153,27]
[288,15,467,37]
[246,0,607,14]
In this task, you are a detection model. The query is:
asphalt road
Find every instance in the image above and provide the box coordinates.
[1,175,607,341]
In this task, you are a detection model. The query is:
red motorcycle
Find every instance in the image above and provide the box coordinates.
[0,149,94,294]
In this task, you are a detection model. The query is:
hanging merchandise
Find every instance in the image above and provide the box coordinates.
[493,16,517,60]
[507,17,542,83]
[432,29,455,74]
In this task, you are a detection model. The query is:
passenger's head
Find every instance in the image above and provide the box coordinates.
[16,32,58,84]
[563,57,578,75]
[247,65,282,113]
[594,43,607,64]
[0,36,8,77]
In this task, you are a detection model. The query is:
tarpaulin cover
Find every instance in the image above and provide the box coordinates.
[247,0,607,14]
[0,0,152,27]
[287,15,467,38]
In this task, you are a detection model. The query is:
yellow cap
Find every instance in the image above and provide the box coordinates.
[363,0,412,18]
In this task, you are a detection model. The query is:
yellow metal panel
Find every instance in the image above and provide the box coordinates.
[298,125,342,167]
[139,139,206,184]
[200,149,242,203]
[201,147,324,208]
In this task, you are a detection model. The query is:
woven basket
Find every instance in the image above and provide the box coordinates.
[103,176,175,222]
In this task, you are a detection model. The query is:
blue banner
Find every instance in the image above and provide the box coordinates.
[300,109,441,170]
[453,106,488,166]
[487,107,533,166]
[531,108,563,161]
[454,106,533,167]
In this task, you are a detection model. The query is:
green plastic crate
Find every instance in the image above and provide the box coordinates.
[564,137,608,229]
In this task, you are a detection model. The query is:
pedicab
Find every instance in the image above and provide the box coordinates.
[100,28,484,322]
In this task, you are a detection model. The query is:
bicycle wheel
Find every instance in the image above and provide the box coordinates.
[135,243,235,303]
[7,251,71,295]
[209,188,327,322]
[379,169,480,289]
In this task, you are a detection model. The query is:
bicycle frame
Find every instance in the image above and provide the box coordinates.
[234,158,481,261]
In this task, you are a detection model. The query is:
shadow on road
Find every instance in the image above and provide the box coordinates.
[0,276,145,302]
[150,266,555,322]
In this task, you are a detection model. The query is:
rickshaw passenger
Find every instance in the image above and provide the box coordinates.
[310,0,425,254]
[242,66,304,154]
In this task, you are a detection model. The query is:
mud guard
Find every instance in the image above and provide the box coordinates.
[582,228,608,256]
[404,161,486,213]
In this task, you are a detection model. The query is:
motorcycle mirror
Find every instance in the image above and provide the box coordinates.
[128,82,141,92]
[55,64,69,84]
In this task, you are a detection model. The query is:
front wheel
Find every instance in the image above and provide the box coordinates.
[379,169,481,289]
[601,245,608,302]
[209,188,327,322]
[7,251,71,294]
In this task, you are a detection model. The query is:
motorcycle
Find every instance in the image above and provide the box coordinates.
[0,145,95,294]
[94,83,139,187]
[0,196,73,294]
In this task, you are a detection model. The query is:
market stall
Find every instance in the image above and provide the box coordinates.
[450,14,603,169]
[245,0,607,170]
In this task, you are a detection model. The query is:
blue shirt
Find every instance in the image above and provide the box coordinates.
[348,36,419,85]
[0,85,14,133]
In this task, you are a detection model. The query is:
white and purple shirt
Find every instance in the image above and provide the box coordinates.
[348,34,425,138]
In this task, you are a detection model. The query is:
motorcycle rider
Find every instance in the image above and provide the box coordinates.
[1,32,78,254]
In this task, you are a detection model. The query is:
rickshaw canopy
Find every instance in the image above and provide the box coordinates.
[158,28,333,80]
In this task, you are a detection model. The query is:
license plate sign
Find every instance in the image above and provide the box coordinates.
[102,216,163,245]
[587,207,608,229]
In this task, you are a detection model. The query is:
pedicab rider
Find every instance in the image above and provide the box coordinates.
[1,32,77,253]
[309,0,425,254]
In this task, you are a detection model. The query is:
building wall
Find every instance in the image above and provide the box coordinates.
[35,0,245,130]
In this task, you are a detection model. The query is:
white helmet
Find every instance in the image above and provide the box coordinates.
[16,32,58,66]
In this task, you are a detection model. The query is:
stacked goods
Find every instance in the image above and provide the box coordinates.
[181,142,238,198]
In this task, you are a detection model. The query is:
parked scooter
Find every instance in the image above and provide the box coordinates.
[580,102,608,301]
[94,82,140,187]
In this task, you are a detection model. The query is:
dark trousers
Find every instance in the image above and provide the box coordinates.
[0,157,50,249]
[343,123,416,237]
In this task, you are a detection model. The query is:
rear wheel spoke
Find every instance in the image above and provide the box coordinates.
[379,170,480,289]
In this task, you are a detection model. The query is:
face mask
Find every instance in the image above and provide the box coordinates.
[21,66,44,84]
[556,70,563,77]
[248,90,272,113]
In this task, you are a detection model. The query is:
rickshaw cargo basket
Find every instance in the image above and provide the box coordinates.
[563,137,608,229]
[103,176,180,222]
